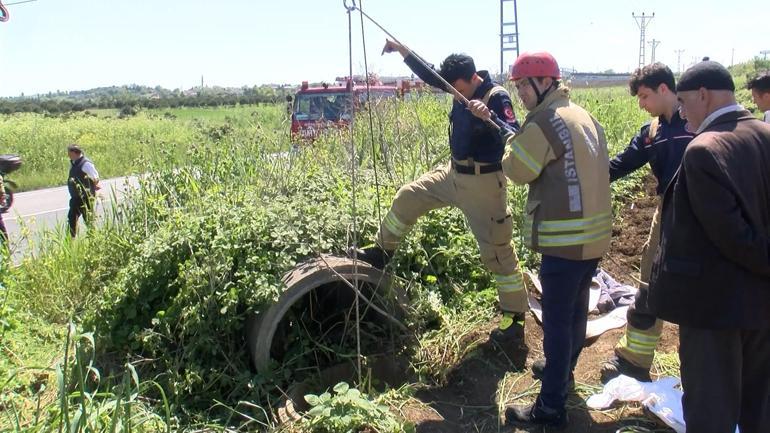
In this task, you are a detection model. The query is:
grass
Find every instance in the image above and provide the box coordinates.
[0,104,287,192]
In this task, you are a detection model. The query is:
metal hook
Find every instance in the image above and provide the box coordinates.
[343,0,356,12]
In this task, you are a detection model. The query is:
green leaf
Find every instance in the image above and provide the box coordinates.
[333,381,350,395]
[304,394,321,406]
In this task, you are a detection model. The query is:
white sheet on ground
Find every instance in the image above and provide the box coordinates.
[586,375,739,433]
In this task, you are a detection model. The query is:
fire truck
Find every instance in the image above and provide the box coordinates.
[289,76,423,143]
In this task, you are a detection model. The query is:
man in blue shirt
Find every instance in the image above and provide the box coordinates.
[601,63,694,382]
[353,39,528,343]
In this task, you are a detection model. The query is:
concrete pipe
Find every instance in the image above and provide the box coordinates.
[247,255,407,372]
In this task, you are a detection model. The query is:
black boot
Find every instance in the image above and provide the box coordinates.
[505,397,567,429]
[530,358,575,389]
[489,311,526,344]
[600,355,652,384]
[347,245,391,270]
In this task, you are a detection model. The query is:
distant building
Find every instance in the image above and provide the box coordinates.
[567,72,632,88]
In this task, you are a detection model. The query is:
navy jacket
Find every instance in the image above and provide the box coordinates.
[404,54,519,163]
[649,110,770,329]
[609,110,693,194]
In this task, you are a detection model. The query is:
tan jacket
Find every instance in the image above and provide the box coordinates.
[503,85,611,260]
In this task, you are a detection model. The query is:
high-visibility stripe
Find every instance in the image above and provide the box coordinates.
[537,226,611,247]
[509,139,542,175]
[537,212,612,232]
[494,273,525,293]
[618,335,656,355]
[382,212,410,238]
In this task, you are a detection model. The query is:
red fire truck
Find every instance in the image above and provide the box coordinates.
[290,76,412,143]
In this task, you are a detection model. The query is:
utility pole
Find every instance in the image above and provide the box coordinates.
[731,48,735,67]
[648,39,661,64]
[500,0,520,77]
[761,50,770,61]
[632,12,655,69]
[675,49,685,74]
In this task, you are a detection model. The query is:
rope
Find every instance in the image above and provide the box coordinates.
[356,1,385,254]
[344,0,363,385]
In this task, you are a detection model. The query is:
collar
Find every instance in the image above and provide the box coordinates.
[470,70,493,99]
[695,103,744,134]
[527,85,570,116]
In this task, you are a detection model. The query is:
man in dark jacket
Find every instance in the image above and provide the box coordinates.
[649,61,770,433]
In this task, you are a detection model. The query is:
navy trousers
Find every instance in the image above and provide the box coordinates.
[538,255,599,411]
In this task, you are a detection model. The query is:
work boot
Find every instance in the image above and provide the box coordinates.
[530,358,575,389]
[347,245,391,270]
[489,311,525,344]
[600,355,652,384]
[505,397,567,430]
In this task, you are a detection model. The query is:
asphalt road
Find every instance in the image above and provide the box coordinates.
[2,176,139,263]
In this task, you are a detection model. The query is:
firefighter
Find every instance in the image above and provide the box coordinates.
[352,39,529,344]
[599,63,693,383]
[469,52,611,428]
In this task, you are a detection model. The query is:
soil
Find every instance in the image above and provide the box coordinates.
[405,175,681,433]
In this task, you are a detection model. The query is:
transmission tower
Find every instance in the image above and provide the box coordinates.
[500,0,520,76]
[632,12,655,69]
[648,39,661,64]
[675,49,685,74]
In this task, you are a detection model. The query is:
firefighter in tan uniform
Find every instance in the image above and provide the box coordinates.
[470,52,611,428]
[352,39,529,343]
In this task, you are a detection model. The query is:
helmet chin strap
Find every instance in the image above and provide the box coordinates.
[527,77,556,106]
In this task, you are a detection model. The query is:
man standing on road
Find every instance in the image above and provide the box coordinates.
[67,144,99,237]
[649,61,770,433]
[470,52,611,428]
[0,174,7,245]
[352,39,530,345]
[747,72,770,123]
[599,63,694,383]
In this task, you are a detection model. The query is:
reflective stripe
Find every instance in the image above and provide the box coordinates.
[619,335,656,355]
[537,226,611,247]
[537,212,612,233]
[382,211,410,238]
[494,273,525,293]
[509,139,542,175]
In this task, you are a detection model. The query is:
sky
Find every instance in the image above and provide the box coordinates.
[0,0,767,97]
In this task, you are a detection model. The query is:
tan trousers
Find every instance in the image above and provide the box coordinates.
[615,198,664,369]
[376,162,528,313]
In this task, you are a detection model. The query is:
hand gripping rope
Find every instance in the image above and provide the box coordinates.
[343,0,503,132]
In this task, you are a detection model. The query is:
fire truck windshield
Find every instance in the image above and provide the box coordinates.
[294,93,350,122]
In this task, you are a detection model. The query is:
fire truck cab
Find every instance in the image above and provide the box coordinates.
[290,77,399,143]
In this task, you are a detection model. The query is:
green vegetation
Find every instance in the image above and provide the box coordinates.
[2,84,656,432]
[0,104,287,191]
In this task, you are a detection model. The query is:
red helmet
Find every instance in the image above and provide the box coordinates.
[510,52,561,81]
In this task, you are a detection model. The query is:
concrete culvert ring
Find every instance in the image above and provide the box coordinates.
[247,255,411,375]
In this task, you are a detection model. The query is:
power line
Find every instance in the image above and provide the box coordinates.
[632,12,655,69]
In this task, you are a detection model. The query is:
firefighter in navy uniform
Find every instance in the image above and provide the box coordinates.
[67,144,100,237]
[600,63,694,383]
[352,39,529,343]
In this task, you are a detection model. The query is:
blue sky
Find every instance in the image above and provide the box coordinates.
[0,0,766,97]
